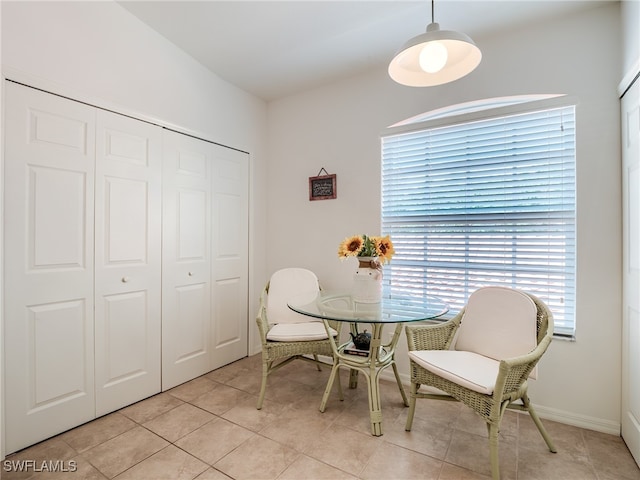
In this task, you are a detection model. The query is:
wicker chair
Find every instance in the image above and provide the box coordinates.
[404,286,557,479]
[255,268,342,409]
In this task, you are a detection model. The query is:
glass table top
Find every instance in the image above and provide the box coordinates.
[288,292,449,324]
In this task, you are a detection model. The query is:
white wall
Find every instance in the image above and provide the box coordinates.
[0,0,269,456]
[621,0,640,89]
[267,3,623,433]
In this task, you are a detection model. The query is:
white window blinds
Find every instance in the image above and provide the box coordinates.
[381,102,576,336]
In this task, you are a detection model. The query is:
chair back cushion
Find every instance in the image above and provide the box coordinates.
[267,268,320,324]
[455,286,537,362]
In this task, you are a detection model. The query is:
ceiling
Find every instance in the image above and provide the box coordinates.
[118,0,612,101]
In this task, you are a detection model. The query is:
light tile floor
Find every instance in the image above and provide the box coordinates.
[4,353,640,480]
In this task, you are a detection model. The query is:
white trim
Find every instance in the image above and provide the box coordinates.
[381,369,621,436]
[619,58,640,98]
[382,94,578,138]
[389,94,565,127]
[532,404,621,436]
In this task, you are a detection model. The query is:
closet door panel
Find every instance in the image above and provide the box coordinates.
[623,77,640,466]
[162,130,212,389]
[4,82,96,453]
[30,166,87,268]
[104,177,148,262]
[210,146,249,369]
[101,292,148,372]
[174,283,210,360]
[94,110,162,415]
[29,301,88,402]
[178,189,208,259]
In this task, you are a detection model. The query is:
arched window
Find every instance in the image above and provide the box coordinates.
[381,95,576,336]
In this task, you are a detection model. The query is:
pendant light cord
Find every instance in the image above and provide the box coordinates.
[431,0,435,23]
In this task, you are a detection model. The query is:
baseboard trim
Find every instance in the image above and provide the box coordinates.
[533,405,621,436]
[380,369,621,436]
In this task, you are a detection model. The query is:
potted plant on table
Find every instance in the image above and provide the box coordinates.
[337,234,394,302]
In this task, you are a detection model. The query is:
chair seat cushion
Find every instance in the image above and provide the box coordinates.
[267,322,337,342]
[409,350,500,395]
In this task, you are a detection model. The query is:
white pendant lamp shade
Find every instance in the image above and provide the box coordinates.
[389,15,481,87]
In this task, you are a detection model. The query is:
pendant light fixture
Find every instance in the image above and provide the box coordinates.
[389,0,481,87]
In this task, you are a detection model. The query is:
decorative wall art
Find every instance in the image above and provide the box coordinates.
[309,168,337,201]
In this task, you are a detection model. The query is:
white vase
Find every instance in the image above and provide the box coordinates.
[352,257,382,303]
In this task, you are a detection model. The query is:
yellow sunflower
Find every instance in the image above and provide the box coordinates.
[373,235,395,264]
[338,235,364,258]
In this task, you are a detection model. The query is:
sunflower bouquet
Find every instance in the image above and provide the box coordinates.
[337,234,395,264]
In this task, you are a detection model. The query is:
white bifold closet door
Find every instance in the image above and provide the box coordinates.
[161,131,248,389]
[4,81,248,453]
[162,131,213,389]
[622,76,640,467]
[94,110,162,416]
[4,82,98,454]
[3,82,162,453]
[209,141,249,370]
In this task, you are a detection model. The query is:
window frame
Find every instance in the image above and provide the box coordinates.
[381,95,578,337]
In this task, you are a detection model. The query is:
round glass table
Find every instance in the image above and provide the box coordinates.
[288,292,448,436]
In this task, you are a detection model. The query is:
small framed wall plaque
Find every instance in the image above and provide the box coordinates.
[309,170,337,201]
